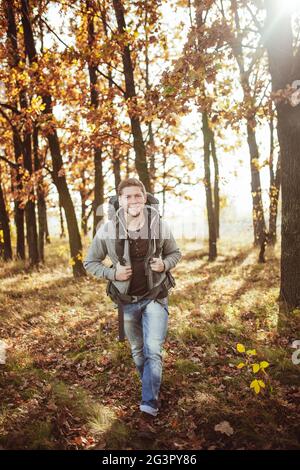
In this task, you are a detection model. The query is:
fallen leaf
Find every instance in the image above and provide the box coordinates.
[214,420,234,436]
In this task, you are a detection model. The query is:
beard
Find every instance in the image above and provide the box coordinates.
[127,206,142,217]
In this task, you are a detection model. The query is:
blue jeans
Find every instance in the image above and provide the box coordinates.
[122,297,169,411]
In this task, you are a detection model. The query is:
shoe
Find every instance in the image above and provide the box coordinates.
[139,404,158,417]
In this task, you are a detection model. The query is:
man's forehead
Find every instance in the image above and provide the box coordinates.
[120,187,145,196]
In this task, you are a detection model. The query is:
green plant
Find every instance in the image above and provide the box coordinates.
[235,343,271,394]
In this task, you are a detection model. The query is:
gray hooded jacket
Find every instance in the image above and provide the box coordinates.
[83,217,182,296]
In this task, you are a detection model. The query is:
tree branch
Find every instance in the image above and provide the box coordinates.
[0,154,19,169]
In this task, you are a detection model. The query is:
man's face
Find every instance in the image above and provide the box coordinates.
[118,186,147,218]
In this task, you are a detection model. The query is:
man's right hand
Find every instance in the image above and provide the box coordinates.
[115,261,132,281]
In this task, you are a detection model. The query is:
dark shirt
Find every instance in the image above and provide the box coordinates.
[127,226,149,296]
[126,221,167,299]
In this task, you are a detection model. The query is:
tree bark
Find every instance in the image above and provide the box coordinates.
[0,173,13,261]
[112,0,152,193]
[12,134,25,259]
[59,202,65,239]
[33,127,46,262]
[265,0,300,308]
[268,114,281,245]
[86,1,104,236]
[210,129,220,239]
[203,112,217,260]
[231,0,266,246]
[44,207,50,244]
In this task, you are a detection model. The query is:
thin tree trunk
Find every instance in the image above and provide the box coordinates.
[80,169,88,236]
[0,173,13,261]
[12,135,25,259]
[210,129,220,239]
[112,0,152,193]
[162,150,167,217]
[59,202,65,239]
[194,4,217,258]
[99,4,122,196]
[231,0,266,246]
[112,149,121,192]
[203,112,217,260]
[145,8,156,182]
[247,123,266,245]
[268,114,281,245]
[33,127,46,262]
[44,204,51,244]
[86,1,104,237]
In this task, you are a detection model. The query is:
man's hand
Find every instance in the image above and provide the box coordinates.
[150,257,165,273]
[115,261,132,281]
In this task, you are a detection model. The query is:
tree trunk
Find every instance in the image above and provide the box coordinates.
[194,4,218,255]
[112,0,152,193]
[265,0,300,309]
[59,202,65,239]
[80,169,88,236]
[231,0,266,246]
[33,127,46,262]
[210,129,220,239]
[22,129,39,266]
[44,204,51,244]
[86,2,105,237]
[145,8,156,183]
[43,104,85,275]
[202,112,217,261]
[247,123,266,245]
[268,115,281,245]
[12,134,25,259]
[112,149,121,192]
[0,174,13,261]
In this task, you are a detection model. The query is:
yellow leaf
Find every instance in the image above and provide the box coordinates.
[250,379,260,394]
[237,343,245,353]
[237,362,245,369]
[252,363,260,373]
[260,361,269,369]
[258,380,265,388]
[246,349,257,356]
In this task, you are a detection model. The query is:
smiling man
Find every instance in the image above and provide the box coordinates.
[83,177,182,417]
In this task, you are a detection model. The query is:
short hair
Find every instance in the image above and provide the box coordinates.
[117,177,146,197]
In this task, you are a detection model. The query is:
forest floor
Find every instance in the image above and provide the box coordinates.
[0,237,299,450]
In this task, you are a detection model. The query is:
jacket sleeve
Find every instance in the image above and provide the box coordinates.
[161,220,182,272]
[83,224,116,281]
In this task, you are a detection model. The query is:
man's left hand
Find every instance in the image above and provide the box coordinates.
[150,257,165,273]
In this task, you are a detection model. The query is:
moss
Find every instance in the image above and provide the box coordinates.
[174,359,202,375]
[177,326,207,344]
[105,421,132,449]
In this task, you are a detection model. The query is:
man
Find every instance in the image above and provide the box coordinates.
[83,177,182,417]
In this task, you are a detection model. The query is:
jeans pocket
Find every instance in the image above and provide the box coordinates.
[158,296,169,314]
